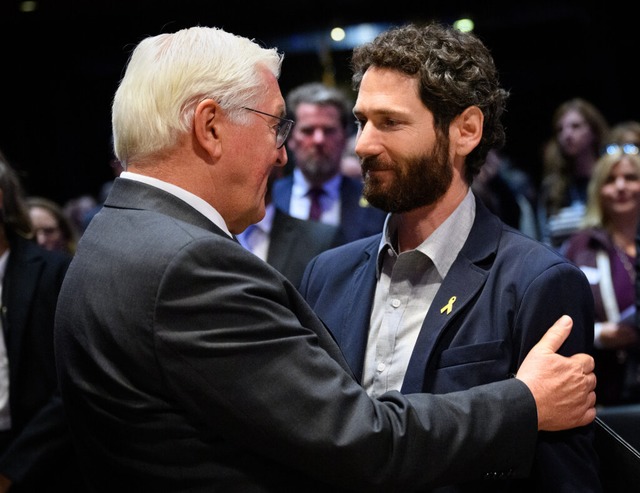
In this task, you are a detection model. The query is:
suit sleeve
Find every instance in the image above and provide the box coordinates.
[514,260,600,492]
[152,238,538,491]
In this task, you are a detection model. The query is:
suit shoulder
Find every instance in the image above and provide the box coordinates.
[499,227,572,264]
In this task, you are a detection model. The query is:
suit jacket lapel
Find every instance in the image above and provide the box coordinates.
[3,239,42,376]
[267,210,295,272]
[336,240,380,380]
[401,197,501,393]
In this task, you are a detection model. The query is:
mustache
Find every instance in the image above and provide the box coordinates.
[361,156,393,173]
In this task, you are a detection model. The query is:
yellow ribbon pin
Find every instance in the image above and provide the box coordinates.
[440,296,457,315]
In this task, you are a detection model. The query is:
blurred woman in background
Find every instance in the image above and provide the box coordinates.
[563,147,640,405]
[538,98,609,248]
[27,196,77,256]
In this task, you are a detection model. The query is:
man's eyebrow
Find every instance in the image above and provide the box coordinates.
[353,108,406,118]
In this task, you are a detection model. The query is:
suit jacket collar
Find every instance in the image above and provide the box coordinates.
[105,178,230,239]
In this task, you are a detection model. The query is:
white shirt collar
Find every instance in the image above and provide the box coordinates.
[120,171,233,238]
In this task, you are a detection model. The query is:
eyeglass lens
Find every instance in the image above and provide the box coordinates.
[276,120,293,148]
[242,107,294,149]
[604,143,640,156]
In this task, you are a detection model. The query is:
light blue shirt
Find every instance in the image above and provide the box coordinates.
[289,168,341,225]
[236,203,276,261]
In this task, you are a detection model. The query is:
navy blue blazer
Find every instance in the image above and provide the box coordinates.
[272,174,387,244]
[299,196,602,492]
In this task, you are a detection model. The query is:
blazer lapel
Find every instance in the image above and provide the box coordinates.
[401,257,487,393]
[266,210,295,272]
[3,240,42,376]
[335,240,380,380]
[401,197,501,393]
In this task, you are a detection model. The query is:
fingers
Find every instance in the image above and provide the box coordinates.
[571,353,595,375]
[579,390,597,427]
[517,320,597,430]
[579,397,597,428]
[533,315,572,354]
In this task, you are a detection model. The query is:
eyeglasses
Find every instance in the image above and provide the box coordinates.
[242,107,295,149]
[602,143,640,156]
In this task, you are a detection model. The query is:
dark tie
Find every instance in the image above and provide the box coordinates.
[307,187,325,221]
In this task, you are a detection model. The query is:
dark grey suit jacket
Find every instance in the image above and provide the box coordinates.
[299,196,602,492]
[266,208,344,288]
[55,178,541,492]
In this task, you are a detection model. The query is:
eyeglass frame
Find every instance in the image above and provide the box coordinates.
[602,143,640,156]
[241,107,295,149]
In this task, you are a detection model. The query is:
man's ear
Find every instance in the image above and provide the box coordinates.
[452,106,483,157]
[194,98,222,159]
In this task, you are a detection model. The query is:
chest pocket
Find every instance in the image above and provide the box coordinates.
[431,340,509,391]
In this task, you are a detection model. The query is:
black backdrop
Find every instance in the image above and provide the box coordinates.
[0,0,634,206]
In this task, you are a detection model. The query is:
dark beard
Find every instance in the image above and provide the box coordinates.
[361,139,453,213]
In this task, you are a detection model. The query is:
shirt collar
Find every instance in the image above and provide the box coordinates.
[120,171,233,238]
[238,202,275,239]
[376,189,476,279]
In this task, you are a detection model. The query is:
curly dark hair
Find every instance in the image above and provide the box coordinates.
[351,22,508,183]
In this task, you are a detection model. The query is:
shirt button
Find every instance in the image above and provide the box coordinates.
[377,362,386,372]
[391,299,401,308]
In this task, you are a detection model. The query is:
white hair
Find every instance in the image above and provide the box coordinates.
[112,26,283,166]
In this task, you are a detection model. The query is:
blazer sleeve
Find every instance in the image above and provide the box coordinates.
[152,239,538,491]
[512,260,600,491]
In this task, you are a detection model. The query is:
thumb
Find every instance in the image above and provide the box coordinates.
[534,315,572,354]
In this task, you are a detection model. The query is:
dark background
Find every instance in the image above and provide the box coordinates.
[0,0,634,206]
